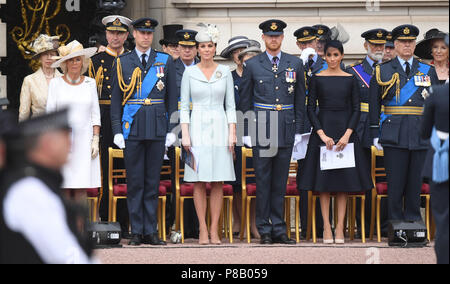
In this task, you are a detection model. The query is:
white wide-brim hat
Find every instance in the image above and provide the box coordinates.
[51,40,97,68]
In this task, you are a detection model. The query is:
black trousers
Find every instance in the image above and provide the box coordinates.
[430,181,449,264]
[383,147,427,221]
[98,105,128,231]
[253,147,292,237]
[124,140,165,235]
[166,147,199,237]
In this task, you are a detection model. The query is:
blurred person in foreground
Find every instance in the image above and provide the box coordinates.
[0,110,97,264]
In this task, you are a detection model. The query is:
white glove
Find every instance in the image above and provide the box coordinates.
[91,135,100,159]
[165,133,176,148]
[300,48,317,66]
[114,134,126,150]
[373,138,383,151]
[243,136,252,148]
[294,134,303,145]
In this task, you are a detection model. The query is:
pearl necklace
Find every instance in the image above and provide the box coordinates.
[66,75,81,85]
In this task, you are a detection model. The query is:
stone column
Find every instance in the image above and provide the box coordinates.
[0,0,6,105]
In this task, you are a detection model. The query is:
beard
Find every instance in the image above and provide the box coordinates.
[368,46,384,62]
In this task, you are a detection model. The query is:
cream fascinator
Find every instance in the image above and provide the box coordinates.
[195,23,220,44]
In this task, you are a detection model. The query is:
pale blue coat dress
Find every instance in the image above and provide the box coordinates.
[180,64,237,182]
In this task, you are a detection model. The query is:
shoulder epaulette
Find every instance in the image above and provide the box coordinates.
[348,60,363,68]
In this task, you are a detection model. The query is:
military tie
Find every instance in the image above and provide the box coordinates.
[272,56,279,72]
[405,61,411,77]
[141,54,147,69]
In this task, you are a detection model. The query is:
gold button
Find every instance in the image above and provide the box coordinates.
[101,60,105,63]
[107,85,111,89]
[106,77,110,80]
[276,99,280,102]
[104,68,108,72]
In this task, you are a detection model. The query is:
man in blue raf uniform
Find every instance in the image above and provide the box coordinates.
[89,15,131,235]
[369,24,439,224]
[347,28,388,238]
[312,24,332,58]
[166,29,200,237]
[239,19,306,245]
[111,18,178,246]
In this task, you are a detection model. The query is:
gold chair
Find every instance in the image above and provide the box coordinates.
[107,147,167,241]
[174,147,233,243]
[87,155,103,222]
[369,146,432,243]
[240,147,256,243]
[285,163,300,243]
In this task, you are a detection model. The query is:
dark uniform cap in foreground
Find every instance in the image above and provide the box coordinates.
[392,24,420,41]
[259,19,287,36]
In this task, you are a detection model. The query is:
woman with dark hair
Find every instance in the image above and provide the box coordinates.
[415,29,449,84]
[298,40,373,244]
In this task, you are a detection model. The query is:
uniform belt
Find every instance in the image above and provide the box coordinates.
[99,100,111,105]
[127,99,165,106]
[383,106,424,116]
[254,103,294,111]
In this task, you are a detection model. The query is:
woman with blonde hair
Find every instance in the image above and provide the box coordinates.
[19,35,62,122]
[46,40,101,202]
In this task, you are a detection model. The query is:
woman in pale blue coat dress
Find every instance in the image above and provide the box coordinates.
[180,25,237,245]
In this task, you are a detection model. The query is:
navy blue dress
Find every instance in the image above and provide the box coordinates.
[298,75,373,192]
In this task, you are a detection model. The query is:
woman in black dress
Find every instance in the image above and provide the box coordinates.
[298,41,373,244]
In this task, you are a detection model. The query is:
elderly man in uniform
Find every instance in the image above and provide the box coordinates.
[346,28,389,238]
[370,25,439,225]
[239,19,306,245]
[89,15,132,236]
[111,18,178,246]
[0,110,97,264]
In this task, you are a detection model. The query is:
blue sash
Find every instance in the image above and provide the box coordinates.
[122,52,169,139]
[379,62,431,127]
[431,127,449,183]
[317,62,328,74]
[352,64,371,88]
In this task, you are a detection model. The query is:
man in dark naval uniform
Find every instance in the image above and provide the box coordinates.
[0,110,97,264]
[239,19,306,245]
[166,29,200,237]
[111,18,178,246]
[89,15,132,236]
[346,28,389,238]
[369,25,439,224]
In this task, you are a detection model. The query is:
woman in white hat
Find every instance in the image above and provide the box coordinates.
[46,41,101,201]
[180,24,237,245]
[19,35,62,122]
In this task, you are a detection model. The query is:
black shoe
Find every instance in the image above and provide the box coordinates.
[143,234,167,246]
[273,234,296,245]
[122,231,132,240]
[260,234,273,245]
[128,234,142,246]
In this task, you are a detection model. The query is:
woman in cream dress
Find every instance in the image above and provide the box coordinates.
[19,35,62,122]
[46,41,100,201]
[180,24,237,245]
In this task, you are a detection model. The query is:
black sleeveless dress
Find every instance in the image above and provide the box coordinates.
[298,75,373,193]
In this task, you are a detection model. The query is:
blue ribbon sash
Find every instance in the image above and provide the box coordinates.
[352,64,372,88]
[122,52,169,139]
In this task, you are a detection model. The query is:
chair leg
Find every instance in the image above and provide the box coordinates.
[369,189,377,240]
[223,200,228,240]
[296,196,300,243]
[350,197,356,240]
[306,192,312,241]
[246,197,252,244]
[377,196,382,243]
[229,197,234,244]
[286,198,291,238]
[93,199,98,222]
[180,198,185,244]
[240,192,247,241]
[112,198,118,223]
[361,196,366,244]
[157,198,162,239]
[108,194,113,222]
[312,196,317,244]
[162,197,167,242]
[426,195,431,242]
